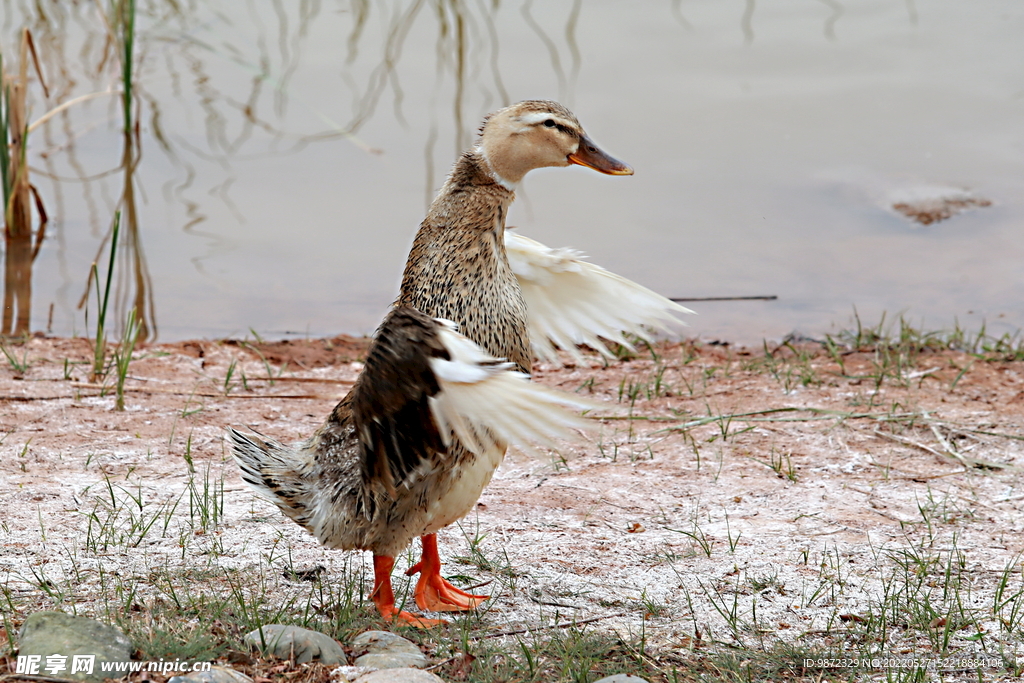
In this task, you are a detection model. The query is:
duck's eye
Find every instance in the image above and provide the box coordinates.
[543,119,556,128]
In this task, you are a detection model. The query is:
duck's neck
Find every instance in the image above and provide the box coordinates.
[430,149,518,219]
[396,151,530,372]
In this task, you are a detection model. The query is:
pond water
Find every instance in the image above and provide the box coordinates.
[2,0,1023,344]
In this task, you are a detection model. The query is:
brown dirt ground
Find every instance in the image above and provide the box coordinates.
[1,334,1023,679]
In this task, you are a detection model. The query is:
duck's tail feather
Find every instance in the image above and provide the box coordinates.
[227,427,316,530]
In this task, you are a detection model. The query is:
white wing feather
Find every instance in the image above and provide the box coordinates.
[428,321,598,457]
[505,230,694,363]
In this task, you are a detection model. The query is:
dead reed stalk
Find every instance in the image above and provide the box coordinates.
[1,30,48,337]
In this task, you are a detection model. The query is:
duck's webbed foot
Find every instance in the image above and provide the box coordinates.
[372,554,445,628]
[405,533,490,612]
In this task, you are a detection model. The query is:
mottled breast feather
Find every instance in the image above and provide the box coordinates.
[397,152,531,374]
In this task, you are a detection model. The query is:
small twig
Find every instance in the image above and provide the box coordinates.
[0,674,87,683]
[670,295,778,302]
[472,612,626,640]
[657,407,919,434]
[954,427,1024,443]
[69,383,326,399]
[0,395,67,402]
[868,461,968,481]
[598,415,690,422]
[995,493,1024,504]
[797,628,858,639]
[924,411,965,464]
[246,376,355,384]
[424,656,460,672]
[867,507,915,524]
[527,594,580,609]
[872,429,963,466]
[872,428,1007,471]
[28,90,120,134]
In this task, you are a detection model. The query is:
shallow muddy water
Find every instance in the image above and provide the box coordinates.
[2,0,1022,344]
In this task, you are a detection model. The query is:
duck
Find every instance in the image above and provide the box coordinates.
[230,306,594,627]
[229,100,691,627]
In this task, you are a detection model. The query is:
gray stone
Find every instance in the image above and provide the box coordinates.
[355,669,445,683]
[17,611,133,682]
[350,630,429,669]
[243,624,346,665]
[330,666,376,683]
[592,676,650,683]
[167,666,253,683]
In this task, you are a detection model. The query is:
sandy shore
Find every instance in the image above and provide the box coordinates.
[2,333,1023,679]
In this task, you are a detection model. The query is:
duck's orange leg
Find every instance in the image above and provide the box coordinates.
[371,555,444,628]
[404,533,490,612]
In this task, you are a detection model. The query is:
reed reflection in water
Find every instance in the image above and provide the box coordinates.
[2,0,585,339]
[3,1,157,340]
[1,30,45,337]
[3,1,1020,342]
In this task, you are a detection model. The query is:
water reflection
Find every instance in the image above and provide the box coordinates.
[742,0,755,45]
[1,1,1020,343]
[1,30,46,337]
[3,0,587,338]
[818,0,843,42]
[76,122,158,342]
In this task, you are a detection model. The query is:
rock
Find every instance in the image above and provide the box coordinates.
[17,611,133,682]
[592,676,650,683]
[350,630,429,669]
[355,669,445,683]
[168,666,253,683]
[332,666,444,683]
[330,666,376,683]
[243,624,346,665]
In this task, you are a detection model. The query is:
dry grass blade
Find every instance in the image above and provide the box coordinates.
[872,424,1010,472]
[69,382,328,400]
[872,428,966,468]
[471,611,627,640]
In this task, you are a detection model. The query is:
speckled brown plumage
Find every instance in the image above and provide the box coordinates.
[231,135,530,557]
[232,307,477,557]
[397,150,529,374]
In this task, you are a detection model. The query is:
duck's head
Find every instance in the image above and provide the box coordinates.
[476,100,633,188]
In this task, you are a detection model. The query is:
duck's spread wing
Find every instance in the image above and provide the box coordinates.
[352,307,597,496]
[505,230,694,363]
[426,318,599,457]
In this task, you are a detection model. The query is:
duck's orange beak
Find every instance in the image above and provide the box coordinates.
[567,135,634,175]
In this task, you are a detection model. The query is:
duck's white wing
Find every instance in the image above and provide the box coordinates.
[427,318,598,456]
[353,307,596,494]
[505,230,694,363]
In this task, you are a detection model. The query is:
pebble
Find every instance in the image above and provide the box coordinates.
[592,675,650,683]
[242,624,346,665]
[331,665,376,682]
[346,668,445,683]
[17,611,133,682]
[168,665,254,683]
[349,630,429,669]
